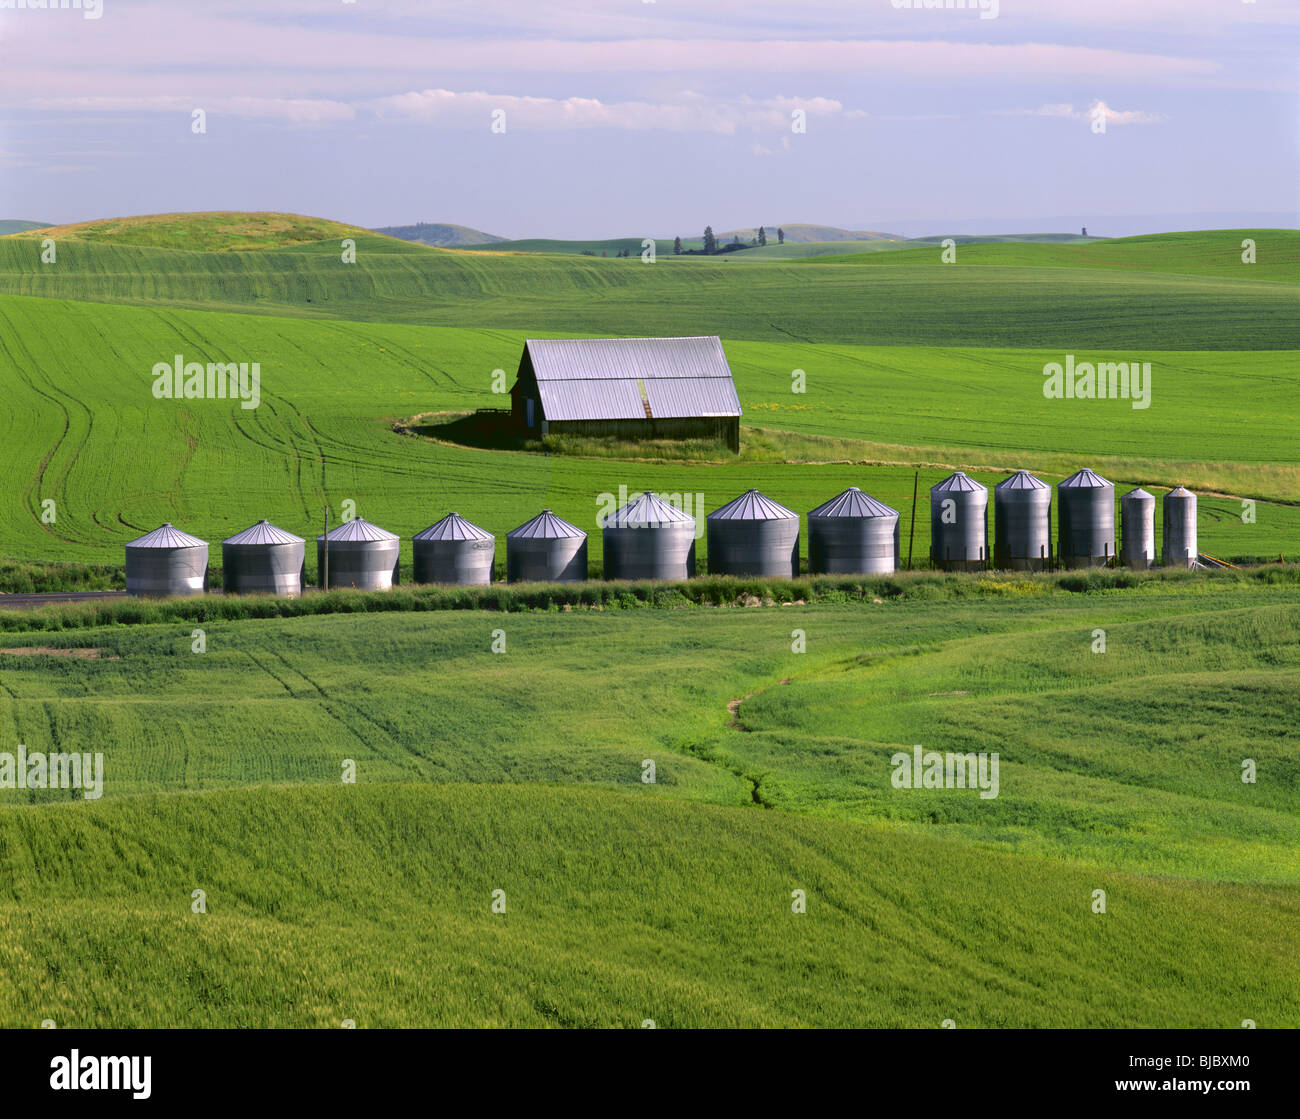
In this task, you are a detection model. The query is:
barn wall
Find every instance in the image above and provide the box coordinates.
[546,417,739,451]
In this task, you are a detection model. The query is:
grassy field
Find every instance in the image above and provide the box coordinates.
[0,585,1296,1026]
[0,213,1296,1027]
[1,228,1296,347]
[0,293,1293,567]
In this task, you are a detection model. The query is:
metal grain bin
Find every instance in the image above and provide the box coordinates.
[221,520,305,597]
[413,512,495,586]
[706,489,800,577]
[1162,486,1198,569]
[1058,468,1116,568]
[807,487,899,575]
[993,471,1052,571]
[125,523,209,597]
[930,472,988,571]
[602,491,696,581]
[1120,488,1156,569]
[317,517,400,589]
[506,510,588,583]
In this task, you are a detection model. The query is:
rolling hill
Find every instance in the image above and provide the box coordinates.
[372,221,505,247]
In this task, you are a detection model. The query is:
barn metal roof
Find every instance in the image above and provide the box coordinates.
[126,523,208,549]
[996,470,1048,492]
[931,471,986,494]
[317,517,398,542]
[524,337,742,422]
[507,510,587,540]
[413,512,494,542]
[808,487,898,519]
[1060,468,1113,489]
[604,491,696,528]
[707,489,797,522]
[222,519,304,546]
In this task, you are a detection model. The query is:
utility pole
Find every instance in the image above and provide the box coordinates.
[322,506,329,590]
[907,470,919,570]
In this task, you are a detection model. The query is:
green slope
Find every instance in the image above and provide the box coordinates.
[0,230,1295,348]
[0,294,1295,567]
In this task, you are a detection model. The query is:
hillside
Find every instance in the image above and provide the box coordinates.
[0,227,1295,348]
[720,223,900,243]
[0,220,50,236]
[0,211,395,252]
[373,221,504,247]
[0,590,1296,1026]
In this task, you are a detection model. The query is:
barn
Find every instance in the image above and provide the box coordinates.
[510,336,742,453]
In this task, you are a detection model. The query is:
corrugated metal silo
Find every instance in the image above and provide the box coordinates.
[125,523,209,597]
[602,491,696,581]
[706,490,799,577]
[930,472,988,571]
[317,517,400,589]
[506,510,588,583]
[993,471,1052,571]
[807,487,898,575]
[1162,486,1198,569]
[221,520,305,596]
[413,513,495,585]
[1120,488,1155,569]
[1058,468,1116,568]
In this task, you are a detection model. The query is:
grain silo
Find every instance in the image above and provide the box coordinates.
[930,472,988,571]
[221,520,305,596]
[1120,488,1156,569]
[993,471,1052,571]
[602,491,696,581]
[317,517,400,589]
[412,513,495,585]
[1162,486,1198,569]
[506,510,588,583]
[1058,468,1116,568]
[706,490,800,577]
[125,523,209,597]
[807,487,898,575]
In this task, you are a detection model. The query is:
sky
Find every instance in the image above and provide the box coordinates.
[0,0,1296,239]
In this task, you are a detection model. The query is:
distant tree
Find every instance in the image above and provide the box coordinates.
[703,226,716,255]
[777,227,785,245]
[673,236,682,255]
[1082,227,1088,237]
[732,233,743,246]
[758,226,767,246]
[601,250,607,257]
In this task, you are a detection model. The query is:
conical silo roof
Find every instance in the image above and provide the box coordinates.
[507,509,586,539]
[222,519,304,546]
[605,491,695,527]
[317,517,398,542]
[127,522,208,549]
[1123,487,1154,501]
[707,489,796,521]
[931,471,986,493]
[995,470,1048,491]
[1060,468,1113,489]
[808,487,898,519]
[413,512,493,542]
[1167,485,1195,498]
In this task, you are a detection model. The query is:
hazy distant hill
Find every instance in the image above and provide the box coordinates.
[0,220,51,236]
[373,222,505,247]
[717,224,900,244]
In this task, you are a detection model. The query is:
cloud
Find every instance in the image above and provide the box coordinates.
[25,95,357,125]
[991,101,1165,125]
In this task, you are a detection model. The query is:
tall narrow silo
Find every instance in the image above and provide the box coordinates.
[1162,486,1198,569]
[602,491,696,581]
[993,471,1052,571]
[317,517,400,589]
[930,472,988,571]
[1120,489,1155,569]
[807,487,898,575]
[1058,468,1116,568]
[506,510,588,583]
[125,523,209,597]
[221,520,305,596]
[706,490,800,577]
[413,513,495,585]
